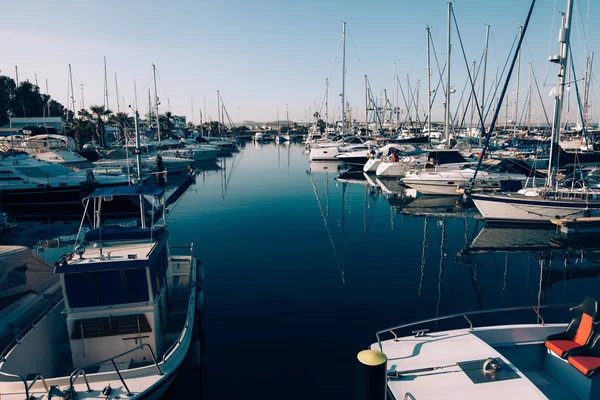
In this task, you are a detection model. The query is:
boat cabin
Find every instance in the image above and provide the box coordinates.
[54,186,171,369]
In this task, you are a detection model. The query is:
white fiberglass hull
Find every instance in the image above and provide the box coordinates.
[376,162,408,177]
[363,159,380,173]
[309,146,339,161]
[472,192,600,224]
[188,148,220,161]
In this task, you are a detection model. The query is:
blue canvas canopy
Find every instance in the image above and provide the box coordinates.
[84,185,164,200]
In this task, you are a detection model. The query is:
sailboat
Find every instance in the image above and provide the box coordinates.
[471,1,600,224]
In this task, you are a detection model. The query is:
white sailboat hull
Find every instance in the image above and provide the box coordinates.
[309,146,339,161]
[472,193,600,224]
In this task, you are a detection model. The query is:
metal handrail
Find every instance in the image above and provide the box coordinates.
[28,373,50,393]
[376,303,573,351]
[404,393,416,400]
[0,370,29,399]
[69,369,92,393]
[68,343,162,396]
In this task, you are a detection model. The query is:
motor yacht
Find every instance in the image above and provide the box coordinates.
[0,185,204,399]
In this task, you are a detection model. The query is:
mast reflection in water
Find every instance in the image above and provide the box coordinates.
[12,143,599,399]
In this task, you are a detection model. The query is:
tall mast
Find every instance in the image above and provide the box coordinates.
[341,21,347,137]
[470,60,476,132]
[392,63,397,131]
[547,0,574,187]
[481,24,490,125]
[325,77,329,128]
[527,63,533,131]
[79,84,85,110]
[426,26,432,136]
[444,1,452,145]
[148,89,152,123]
[115,73,120,113]
[152,63,161,144]
[513,25,522,136]
[68,64,75,120]
[583,52,594,128]
[364,75,369,134]
[103,56,109,112]
[191,98,194,125]
[217,90,221,135]
[45,79,51,117]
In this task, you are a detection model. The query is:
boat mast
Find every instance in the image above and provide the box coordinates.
[392,63,397,133]
[217,90,221,135]
[444,1,452,146]
[513,25,522,137]
[528,63,533,131]
[365,75,368,135]
[115,73,120,113]
[547,0,574,187]
[481,24,490,128]
[426,26,432,137]
[325,77,329,130]
[152,63,161,144]
[583,52,594,128]
[470,60,476,133]
[341,21,347,137]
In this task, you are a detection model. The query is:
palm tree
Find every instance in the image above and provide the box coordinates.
[109,112,134,143]
[159,111,175,138]
[66,118,94,150]
[89,105,112,148]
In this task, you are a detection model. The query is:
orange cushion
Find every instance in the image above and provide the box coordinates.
[568,356,600,376]
[545,340,580,357]
[574,314,594,346]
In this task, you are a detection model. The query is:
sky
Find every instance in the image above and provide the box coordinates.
[1,0,598,125]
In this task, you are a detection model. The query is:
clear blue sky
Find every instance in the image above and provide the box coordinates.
[1,0,598,125]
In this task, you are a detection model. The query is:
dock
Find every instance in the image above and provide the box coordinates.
[551,216,600,236]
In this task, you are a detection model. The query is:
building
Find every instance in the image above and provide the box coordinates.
[0,117,68,135]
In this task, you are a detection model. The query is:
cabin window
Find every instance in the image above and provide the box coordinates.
[64,268,149,308]
[1,265,27,290]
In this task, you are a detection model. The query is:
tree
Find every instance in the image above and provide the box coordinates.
[159,111,174,138]
[66,118,94,150]
[89,105,112,148]
[0,76,16,126]
[8,81,45,119]
[109,112,134,143]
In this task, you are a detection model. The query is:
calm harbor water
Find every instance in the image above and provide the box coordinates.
[4,141,600,399]
[167,142,600,399]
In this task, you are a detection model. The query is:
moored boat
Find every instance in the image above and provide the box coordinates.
[0,185,204,399]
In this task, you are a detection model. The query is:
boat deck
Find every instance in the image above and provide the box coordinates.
[371,324,584,399]
[0,254,199,399]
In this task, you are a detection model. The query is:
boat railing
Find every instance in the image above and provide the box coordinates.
[404,393,417,400]
[0,293,62,361]
[69,343,162,396]
[376,303,573,351]
[0,370,30,399]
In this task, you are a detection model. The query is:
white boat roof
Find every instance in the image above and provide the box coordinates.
[68,241,156,266]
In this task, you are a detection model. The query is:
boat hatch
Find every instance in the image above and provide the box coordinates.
[71,314,152,339]
[457,358,520,384]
